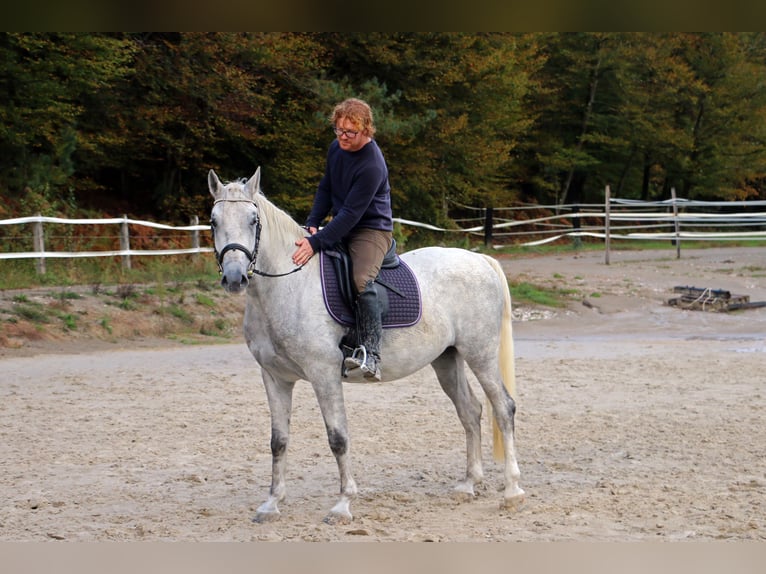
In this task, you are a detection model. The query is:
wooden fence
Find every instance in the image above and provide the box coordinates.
[0,215,211,274]
[443,187,766,264]
[2,189,766,273]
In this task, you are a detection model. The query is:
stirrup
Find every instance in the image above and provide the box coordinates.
[344,346,381,381]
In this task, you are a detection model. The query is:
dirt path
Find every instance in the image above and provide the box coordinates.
[1,247,765,541]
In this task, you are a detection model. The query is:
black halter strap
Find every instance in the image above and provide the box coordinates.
[212,198,304,278]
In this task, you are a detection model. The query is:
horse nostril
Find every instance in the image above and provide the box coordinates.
[220,272,248,293]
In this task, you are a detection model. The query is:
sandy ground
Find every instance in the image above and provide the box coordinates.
[1,246,765,542]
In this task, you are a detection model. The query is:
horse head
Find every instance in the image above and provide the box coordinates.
[208,168,262,293]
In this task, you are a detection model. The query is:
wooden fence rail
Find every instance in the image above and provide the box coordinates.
[2,190,766,273]
[0,214,211,274]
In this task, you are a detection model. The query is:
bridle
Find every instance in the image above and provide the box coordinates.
[212,198,304,279]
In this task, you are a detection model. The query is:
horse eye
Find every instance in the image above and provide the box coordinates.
[210,218,217,229]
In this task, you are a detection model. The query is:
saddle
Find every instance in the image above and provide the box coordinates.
[319,239,422,329]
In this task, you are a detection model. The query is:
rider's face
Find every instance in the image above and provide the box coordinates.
[334,117,368,152]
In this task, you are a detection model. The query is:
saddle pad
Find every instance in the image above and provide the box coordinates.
[320,251,422,328]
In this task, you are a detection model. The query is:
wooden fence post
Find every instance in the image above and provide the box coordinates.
[33,214,46,275]
[572,204,582,249]
[191,215,200,257]
[120,215,131,270]
[604,185,611,265]
[671,187,681,259]
[484,206,494,247]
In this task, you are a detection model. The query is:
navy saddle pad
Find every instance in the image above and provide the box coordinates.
[319,251,422,328]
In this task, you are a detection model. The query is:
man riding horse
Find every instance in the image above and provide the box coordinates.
[292,98,394,382]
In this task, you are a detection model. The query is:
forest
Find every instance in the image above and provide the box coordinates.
[2,32,766,229]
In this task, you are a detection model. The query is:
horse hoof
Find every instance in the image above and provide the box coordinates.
[452,483,476,502]
[252,510,280,523]
[452,491,475,503]
[323,511,353,525]
[501,493,526,512]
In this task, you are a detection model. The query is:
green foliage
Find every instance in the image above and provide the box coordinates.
[99,317,113,334]
[2,32,766,235]
[508,281,572,308]
[195,293,216,308]
[11,302,48,323]
[59,313,78,331]
[0,33,135,215]
[57,290,83,301]
[166,304,193,324]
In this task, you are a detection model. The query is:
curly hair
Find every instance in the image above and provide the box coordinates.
[330,98,376,137]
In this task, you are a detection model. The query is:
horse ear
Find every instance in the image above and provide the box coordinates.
[208,169,222,198]
[245,167,262,199]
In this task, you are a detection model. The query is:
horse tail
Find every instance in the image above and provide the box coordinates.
[483,255,516,462]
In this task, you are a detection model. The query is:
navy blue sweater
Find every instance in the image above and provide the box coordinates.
[306,139,393,252]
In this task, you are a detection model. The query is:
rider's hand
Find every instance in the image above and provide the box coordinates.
[292,237,315,266]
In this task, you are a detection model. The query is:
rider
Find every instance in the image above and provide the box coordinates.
[292,98,394,381]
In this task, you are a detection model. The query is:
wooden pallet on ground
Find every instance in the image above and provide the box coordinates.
[667,286,766,312]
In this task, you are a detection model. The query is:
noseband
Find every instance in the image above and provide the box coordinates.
[212,198,303,279]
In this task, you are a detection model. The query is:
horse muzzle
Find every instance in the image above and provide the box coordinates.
[216,243,255,293]
[220,260,250,293]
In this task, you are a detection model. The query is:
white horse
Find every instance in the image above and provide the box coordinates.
[208,168,524,524]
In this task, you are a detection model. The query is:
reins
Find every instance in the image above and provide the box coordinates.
[212,197,304,279]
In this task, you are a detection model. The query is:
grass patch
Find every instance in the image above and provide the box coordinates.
[508,281,575,308]
[0,256,219,291]
[166,304,194,324]
[741,265,766,277]
[99,317,113,334]
[195,293,216,308]
[59,313,78,331]
[56,290,83,301]
[12,302,49,323]
[199,317,230,336]
[116,298,136,311]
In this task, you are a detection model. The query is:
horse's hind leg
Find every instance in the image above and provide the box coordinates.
[468,359,525,509]
[431,347,483,499]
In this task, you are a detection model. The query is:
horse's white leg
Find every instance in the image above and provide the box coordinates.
[473,369,525,509]
[499,407,525,510]
[253,371,295,523]
[431,348,483,499]
[310,378,358,525]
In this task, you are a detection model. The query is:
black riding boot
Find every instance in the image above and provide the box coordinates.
[344,281,383,381]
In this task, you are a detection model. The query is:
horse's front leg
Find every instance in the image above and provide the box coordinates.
[311,378,358,524]
[253,371,295,523]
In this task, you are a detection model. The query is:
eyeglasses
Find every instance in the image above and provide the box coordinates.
[333,127,359,139]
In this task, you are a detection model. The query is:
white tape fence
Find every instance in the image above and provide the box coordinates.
[1,187,766,273]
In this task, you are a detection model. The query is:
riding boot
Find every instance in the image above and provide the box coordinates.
[344,281,383,381]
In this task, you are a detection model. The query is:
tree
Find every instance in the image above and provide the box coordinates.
[312,33,538,226]
[73,33,329,220]
[0,33,134,215]
[673,33,766,199]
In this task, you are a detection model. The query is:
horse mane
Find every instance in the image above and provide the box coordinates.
[217,175,305,253]
[252,192,305,246]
